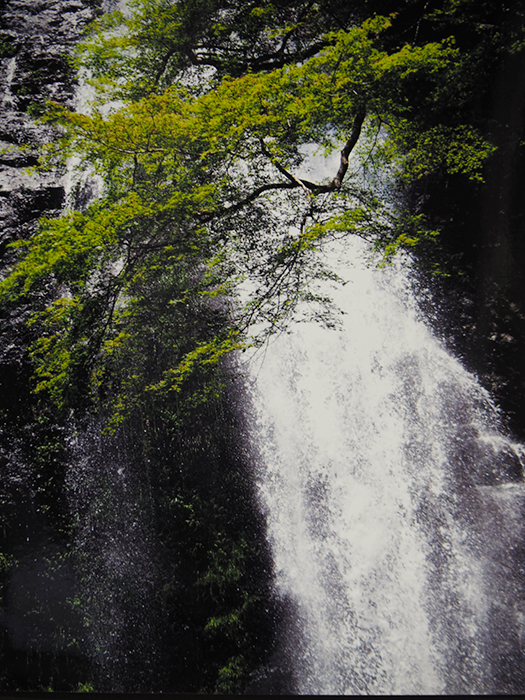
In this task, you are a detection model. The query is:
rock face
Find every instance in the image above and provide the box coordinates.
[416,49,525,441]
[0,0,101,385]
[0,2,101,691]
[0,0,100,259]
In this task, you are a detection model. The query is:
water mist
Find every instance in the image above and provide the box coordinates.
[245,236,525,695]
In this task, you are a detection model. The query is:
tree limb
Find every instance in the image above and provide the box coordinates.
[325,107,366,190]
[200,182,296,223]
[186,39,330,76]
[202,107,366,224]
[262,106,367,195]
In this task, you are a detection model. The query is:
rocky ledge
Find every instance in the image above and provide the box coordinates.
[0,0,101,260]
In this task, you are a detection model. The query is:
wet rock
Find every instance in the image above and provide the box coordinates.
[0,1,101,506]
[0,0,100,256]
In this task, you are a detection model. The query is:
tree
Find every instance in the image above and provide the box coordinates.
[0,0,521,423]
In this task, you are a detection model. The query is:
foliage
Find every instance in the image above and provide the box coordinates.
[3,1,518,421]
[131,373,278,693]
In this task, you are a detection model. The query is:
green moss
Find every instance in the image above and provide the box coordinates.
[0,34,16,58]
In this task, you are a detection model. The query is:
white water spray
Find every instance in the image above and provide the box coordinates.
[2,56,17,107]
[62,0,130,209]
[245,236,525,694]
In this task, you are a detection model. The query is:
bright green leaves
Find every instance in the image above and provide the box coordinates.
[399,123,497,182]
[377,215,441,268]
[373,38,459,119]
[76,0,346,95]
[0,192,154,300]
[375,37,458,83]
[27,298,78,401]
[1,214,89,298]
[146,330,244,395]
[58,14,489,198]
[1,0,509,423]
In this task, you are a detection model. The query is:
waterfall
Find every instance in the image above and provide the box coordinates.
[62,0,129,210]
[3,0,524,692]
[245,236,525,695]
[2,57,17,108]
[64,419,162,691]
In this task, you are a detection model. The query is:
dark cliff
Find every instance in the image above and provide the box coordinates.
[415,47,525,442]
[0,1,101,691]
[0,0,100,255]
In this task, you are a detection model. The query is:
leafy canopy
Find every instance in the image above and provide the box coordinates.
[1,0,519,422]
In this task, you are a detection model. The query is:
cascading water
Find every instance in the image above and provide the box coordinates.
[64,419,162,691]
[3,0,524,691]
[2,57,17,108]
[245,236,525,695]
[62,0,129,210]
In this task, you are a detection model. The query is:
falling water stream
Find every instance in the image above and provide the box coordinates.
[36,1,525,691]
[245,237,525,694]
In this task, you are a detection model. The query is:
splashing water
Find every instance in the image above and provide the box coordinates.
[64,419,162,691]
[245,236,525,695]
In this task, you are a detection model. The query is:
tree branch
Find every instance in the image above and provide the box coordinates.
[259,139,316,195]
[326,106,366,190]
[186,39,330,76]
[200,182,296,223]
[201,107,366,224]
[261,106,367,195]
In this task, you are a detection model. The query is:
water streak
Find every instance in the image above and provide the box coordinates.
[2,57,17,107]
[245,236,525,694]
